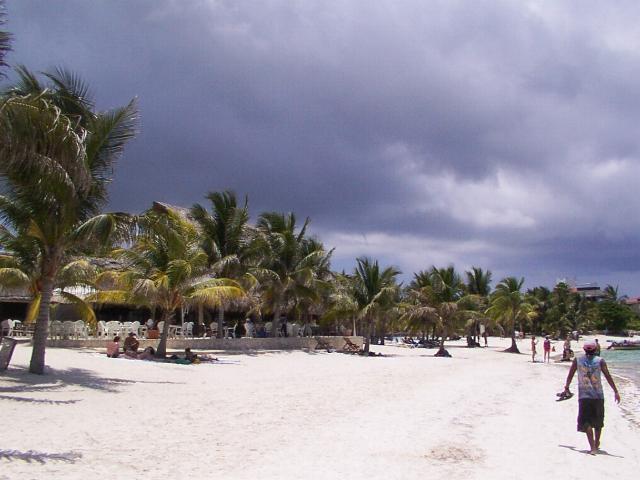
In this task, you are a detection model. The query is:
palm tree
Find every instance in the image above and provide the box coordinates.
[323,272,360,336]
[0,228,98,325]
[94,207,244,358]
[465,267,492,296]
[409,269,432,289]
[190,190,251,337]
[352,257,400,353]
[603,284,618,302]
[0,67,138,373]
[465,267,492,341]
[526,286,551,334]
[486,277,533,353]
[401,266,470,355]
[254,212,331,337]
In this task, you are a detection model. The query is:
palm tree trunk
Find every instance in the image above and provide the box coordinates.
[155,312,173,358]
[29,274,55,374]
[217,307,224,339]
[352,316,357,336]
[362,316,370,353]
[271,306,281,338]
[505,319,520,353]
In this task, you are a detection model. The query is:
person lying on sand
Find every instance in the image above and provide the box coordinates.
[168,348,219,364]
[137,346,155,360]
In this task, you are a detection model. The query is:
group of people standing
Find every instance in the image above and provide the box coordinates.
[530,334,601,364]
[530,335,554,363]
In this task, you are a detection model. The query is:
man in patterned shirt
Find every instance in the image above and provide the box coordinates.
[563,341,621,455]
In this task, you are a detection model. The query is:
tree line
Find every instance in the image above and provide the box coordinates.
[0,9,637,374]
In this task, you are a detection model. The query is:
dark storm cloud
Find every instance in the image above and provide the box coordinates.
[6,0,640,292]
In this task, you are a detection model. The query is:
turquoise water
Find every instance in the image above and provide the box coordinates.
[600,348,640,426]
[601,348,640,386]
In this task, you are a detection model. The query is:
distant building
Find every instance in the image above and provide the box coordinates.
[557,278,605,301]
[624,297,640,315]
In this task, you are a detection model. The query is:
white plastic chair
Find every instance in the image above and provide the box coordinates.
[62,321,75,339]
[289,323,299,337]
[106,321,121,338]
[97,321,108,338]
[121,321,133,336]
[5,319,15,337]
[182,322,194,337]
[131,321,145,337]
[74,320,88,339]
[169,324,182,338]
[244,320,255,338]
[209,322,218,337]
[49,320,62,339]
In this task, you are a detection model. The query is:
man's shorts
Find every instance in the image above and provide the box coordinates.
[577,398,605,432]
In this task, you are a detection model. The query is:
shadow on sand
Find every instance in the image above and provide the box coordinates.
[0,448,82,464]
[558,444,624,458]
[0,365,185,403]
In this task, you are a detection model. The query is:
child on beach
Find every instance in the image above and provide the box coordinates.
[543,336,551,363]
[531,336,537,362]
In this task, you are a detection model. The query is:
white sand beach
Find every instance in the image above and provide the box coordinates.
[1,338,639,480]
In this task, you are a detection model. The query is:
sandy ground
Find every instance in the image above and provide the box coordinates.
[1,337,639,480]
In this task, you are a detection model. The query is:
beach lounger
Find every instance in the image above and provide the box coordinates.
[342,337,361,353]
[314,336,333,351]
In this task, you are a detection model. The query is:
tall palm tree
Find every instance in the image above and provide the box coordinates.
[465,267,492,296]
[352,257,400,353]
[190,190,251,337]
[465,267,492,340]
[486,277,533,353]
[0,67,138,373]
[254,212,331,337]
[94,207,244,358]
[401,266,470,355]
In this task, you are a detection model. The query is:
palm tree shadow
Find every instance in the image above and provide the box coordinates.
[0,449,81,464]
[558,444,624,458]
[1,366,184,396]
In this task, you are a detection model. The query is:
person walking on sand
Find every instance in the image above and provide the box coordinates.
[563,341,621,455]
[531,335,538,363]
[594,338,601,356]
[543,335,551,363]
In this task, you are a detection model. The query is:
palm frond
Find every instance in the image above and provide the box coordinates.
[0,267,31,289]
[59,290,97,325]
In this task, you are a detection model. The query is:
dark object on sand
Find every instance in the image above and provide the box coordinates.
[434,348,451,357]
[556,390,574,401]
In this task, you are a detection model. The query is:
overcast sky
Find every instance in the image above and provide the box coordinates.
[6,0,640,293]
